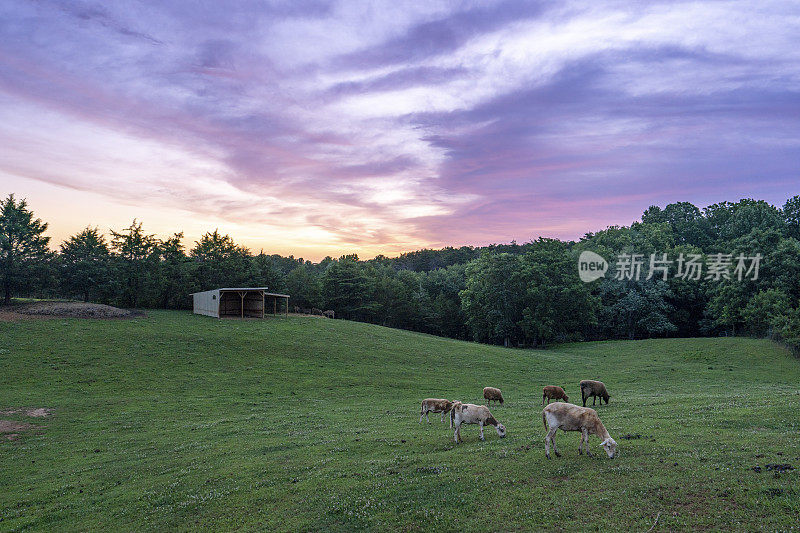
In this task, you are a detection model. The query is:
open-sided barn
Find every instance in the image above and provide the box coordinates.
[191,288,289,318]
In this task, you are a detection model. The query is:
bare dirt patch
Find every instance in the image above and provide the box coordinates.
[0,420,40,441]
[0,407,52,441]
[0,407,53,417]
[2,301,144,320]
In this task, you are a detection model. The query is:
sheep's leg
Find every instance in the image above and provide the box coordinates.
[479,421,485,441]
[545,428,552,459]
[419,410,423,423]
[440,411,445,423]
[426,411,431,423]
[542,395,547,407]
[454,422,461,444]
[592,396,596,406]
[580,428,592,455]
[545,428,560,458]
[582,392,586,407]
[583,429,593,457]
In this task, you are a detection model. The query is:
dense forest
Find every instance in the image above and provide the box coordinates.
[2,193,800,352]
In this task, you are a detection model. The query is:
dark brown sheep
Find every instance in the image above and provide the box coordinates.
[483,386,504,406]
[580,380,610,407]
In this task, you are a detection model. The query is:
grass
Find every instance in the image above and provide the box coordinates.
[1,311,799,531]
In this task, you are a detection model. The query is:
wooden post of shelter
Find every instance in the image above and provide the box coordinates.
[261,290,265,319]
[238,291,246,318]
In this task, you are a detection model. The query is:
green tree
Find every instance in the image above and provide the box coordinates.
[155,233,193,309]
[460,253,526,346]
[642,202,709,247]
[742,289,791,336]
[247,252,285,291]
[707,199,786,243]
[422,263,468,339]
[109,220,158,308]
[0,194,51,304]
[783,195,800,240]
[190,230,251,289]
[517,242,599,346]
[59,227,109,302]
[321,255,371,320]
[285,264,322,310]
[597,280,677,339]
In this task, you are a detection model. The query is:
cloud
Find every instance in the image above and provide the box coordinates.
[0,0,798,258]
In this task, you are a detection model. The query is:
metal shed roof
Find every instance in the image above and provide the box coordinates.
[190,287,271,295]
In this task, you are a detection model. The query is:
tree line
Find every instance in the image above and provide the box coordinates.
[2,193,800,352]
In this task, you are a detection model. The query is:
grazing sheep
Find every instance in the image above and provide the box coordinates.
[419,398,455,427]
[301,308,312,314]
[312,308,323,316]
[580,379,610,407]
[483,386,504,406]
[542,402,617,459]
[293,305,301,313]
[451,401,506,443]
[323,310,335,319]
[542,385,569,406]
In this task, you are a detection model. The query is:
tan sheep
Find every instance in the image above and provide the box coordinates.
[322,310,335,319]
[580,379,610,407]
[483,386,504,406]
[451,401,506,443]
[542,402,617,459]
[542,385,569,406]
[419,398,455,427]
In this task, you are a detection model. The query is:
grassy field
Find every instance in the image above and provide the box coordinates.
[1,311,799,531]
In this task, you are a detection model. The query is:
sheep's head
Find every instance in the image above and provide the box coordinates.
[563,394,569,402]
[495,423,506,438]
[600,437,617,458]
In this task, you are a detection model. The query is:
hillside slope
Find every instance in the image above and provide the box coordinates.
[1,312,798,531]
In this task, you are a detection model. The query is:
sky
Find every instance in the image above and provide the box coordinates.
[1,0,798,260]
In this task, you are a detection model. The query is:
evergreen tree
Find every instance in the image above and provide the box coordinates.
[0,194,51,304]
[59,227,109,302]
[109,220,158,308]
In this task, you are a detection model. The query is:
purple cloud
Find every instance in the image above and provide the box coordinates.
[0,0,798,257]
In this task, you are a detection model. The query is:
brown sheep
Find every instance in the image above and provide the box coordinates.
[322,310,335,319]
[419,398,455,427]
[580,380,610,407]
[542,385,569,406]
[542,402,617,459]
[483,386,504,406]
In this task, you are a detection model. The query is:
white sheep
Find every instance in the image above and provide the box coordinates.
[542,402,617,459]
[451,401,506,443]
[419,398,455,427]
